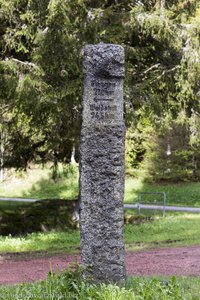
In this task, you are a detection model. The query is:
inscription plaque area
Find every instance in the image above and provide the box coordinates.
[80,43,126,284]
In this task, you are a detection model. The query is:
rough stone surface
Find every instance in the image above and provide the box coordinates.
[79,43,126,284]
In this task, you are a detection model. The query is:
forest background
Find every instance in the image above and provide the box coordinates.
[1,0,200,183]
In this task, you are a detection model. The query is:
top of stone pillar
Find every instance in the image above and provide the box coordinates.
[83,43,125,78]
[82,43,125,127]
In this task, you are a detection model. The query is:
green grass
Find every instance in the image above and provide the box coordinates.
[0,167,200,298]
[1,166,200,253]
[0,231,80,254]
[2,165,200,207]
[124,213,200,251]
[0,164,79,200]
[1,167,200,298]
[126,276,200,300]
[0,201,30,210]
[125,176,200,207]
[0,268,198,300]
[0,214,199,254]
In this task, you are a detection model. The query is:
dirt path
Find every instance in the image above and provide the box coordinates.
[1,245,200,285]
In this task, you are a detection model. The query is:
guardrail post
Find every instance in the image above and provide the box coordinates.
[137,192,166,216]
[163,192,166,217]
[138,193,141,215]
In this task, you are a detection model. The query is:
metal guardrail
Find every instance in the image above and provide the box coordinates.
[138,192,166,217]
[0,197,37,202]
[124,203,200,213]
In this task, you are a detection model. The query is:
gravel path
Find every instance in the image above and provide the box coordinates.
[1,245,200,285]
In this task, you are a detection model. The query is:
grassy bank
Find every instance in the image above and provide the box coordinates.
[1,165,200,207]
[124,213,200,251]
[125,176,200,207]
[0,231,80,254]
[0,164,79,201]
[0,165,200,254]
[0,166,200,298]
[0,268,198,300]
[0,213,199,254]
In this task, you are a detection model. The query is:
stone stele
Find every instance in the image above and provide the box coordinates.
[79,43,126,284]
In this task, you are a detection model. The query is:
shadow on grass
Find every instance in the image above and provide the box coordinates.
[0,172,80,236]
[0,199,79,236]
